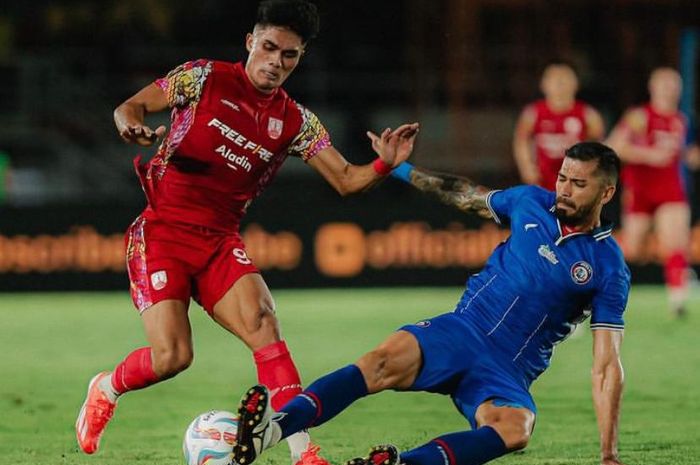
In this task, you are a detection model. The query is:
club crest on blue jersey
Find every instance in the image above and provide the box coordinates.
[570,261,593,285]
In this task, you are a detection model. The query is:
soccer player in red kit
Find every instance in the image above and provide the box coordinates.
[513,61,605,191]
[74,0,419,460]
[608,67,692,317]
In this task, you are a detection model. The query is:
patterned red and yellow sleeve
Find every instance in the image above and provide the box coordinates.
[155,59,212,108]
[288,104,332,162]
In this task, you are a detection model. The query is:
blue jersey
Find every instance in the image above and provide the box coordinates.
[455,185,630,382]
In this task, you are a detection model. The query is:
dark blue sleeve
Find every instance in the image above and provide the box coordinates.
[590,264,631,331]
[485,185,541,225]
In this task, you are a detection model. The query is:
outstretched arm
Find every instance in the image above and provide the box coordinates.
[308,123,419,196]
[396,164,494,219]
[591,329,626,465]
[114,83,168,147]
[607,109,675,167]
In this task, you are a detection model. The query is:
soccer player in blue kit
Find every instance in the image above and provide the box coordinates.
[233,141,630,465]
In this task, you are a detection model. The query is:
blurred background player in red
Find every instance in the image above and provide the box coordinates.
[513,61,606,190]
[74,0,419,460]
[608,67,694,317]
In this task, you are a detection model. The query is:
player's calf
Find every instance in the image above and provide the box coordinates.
[346,445,401,465]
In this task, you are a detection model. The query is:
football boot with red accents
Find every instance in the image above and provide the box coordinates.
[233,384,282,465]
[75,372,117,454]
[345,445,401,465]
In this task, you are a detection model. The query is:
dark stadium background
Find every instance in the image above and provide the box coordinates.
[1,0,699,290]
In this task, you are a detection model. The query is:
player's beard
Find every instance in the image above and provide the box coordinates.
[554,194,600,227]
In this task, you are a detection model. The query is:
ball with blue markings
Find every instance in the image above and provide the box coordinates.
[183,410,238,465]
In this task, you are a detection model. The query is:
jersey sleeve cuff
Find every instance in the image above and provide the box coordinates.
[590,322,625,331]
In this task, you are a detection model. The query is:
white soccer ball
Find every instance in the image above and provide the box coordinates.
[183,410,238,465]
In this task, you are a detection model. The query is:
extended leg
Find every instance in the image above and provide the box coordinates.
[76,299,191,454]
[212,273,309,461]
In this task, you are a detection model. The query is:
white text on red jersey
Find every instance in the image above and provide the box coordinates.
[207,118,274,162]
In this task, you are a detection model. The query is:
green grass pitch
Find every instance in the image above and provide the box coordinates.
[0,286,698,465]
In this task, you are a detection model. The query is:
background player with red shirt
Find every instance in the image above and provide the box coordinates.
[74,0,419,460]
[513,61,605,191]
[608,67,692,317]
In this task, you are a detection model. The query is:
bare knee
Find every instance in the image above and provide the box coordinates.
[356,332,421,393]
[477,405,535,451]
[151,345,193,379]
[496,423,532,451]
[356,346,394,392]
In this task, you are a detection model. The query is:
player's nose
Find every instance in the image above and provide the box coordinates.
[269,52,282,68]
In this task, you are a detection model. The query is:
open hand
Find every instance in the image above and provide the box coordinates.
[686,144,700,170]
[119,124,167,147]
[367,122,420,167]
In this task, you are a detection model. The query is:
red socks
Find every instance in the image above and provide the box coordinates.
[109,342,302,408]
[253,340,303,411]
[664,251,688,289]
[111,347,159,394]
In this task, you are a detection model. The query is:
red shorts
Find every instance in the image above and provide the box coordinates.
[622,182,687,215]
[124,214,259,314]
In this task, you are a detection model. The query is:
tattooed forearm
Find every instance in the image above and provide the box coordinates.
[409,168,492,217]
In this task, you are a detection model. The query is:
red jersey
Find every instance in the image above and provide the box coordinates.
[531,99,592,190]
[619,104,686,190]
[136,60,331,231]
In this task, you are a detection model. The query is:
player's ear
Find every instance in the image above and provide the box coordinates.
[601,184,616,205]
[245,32,254,53]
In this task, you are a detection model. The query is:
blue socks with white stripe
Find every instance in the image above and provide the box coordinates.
[275,364,369,440]
[272,363,509,465]
[400,426,508,465]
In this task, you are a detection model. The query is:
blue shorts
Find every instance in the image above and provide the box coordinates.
[400,312,537,429]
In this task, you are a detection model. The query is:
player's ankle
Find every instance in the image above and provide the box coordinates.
[286,430,310,462]
[97,373,120,403]
[268,420,283,450]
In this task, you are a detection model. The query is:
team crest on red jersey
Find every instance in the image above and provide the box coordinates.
[267,117,284,139]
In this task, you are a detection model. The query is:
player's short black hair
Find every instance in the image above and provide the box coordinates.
[541,59,579,76]
[256,0,320,44]
[565,142,620,186]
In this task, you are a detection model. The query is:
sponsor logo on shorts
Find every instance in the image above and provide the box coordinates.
[150,270,168,290]
[415,320,431,328]
[570,261,593,285]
